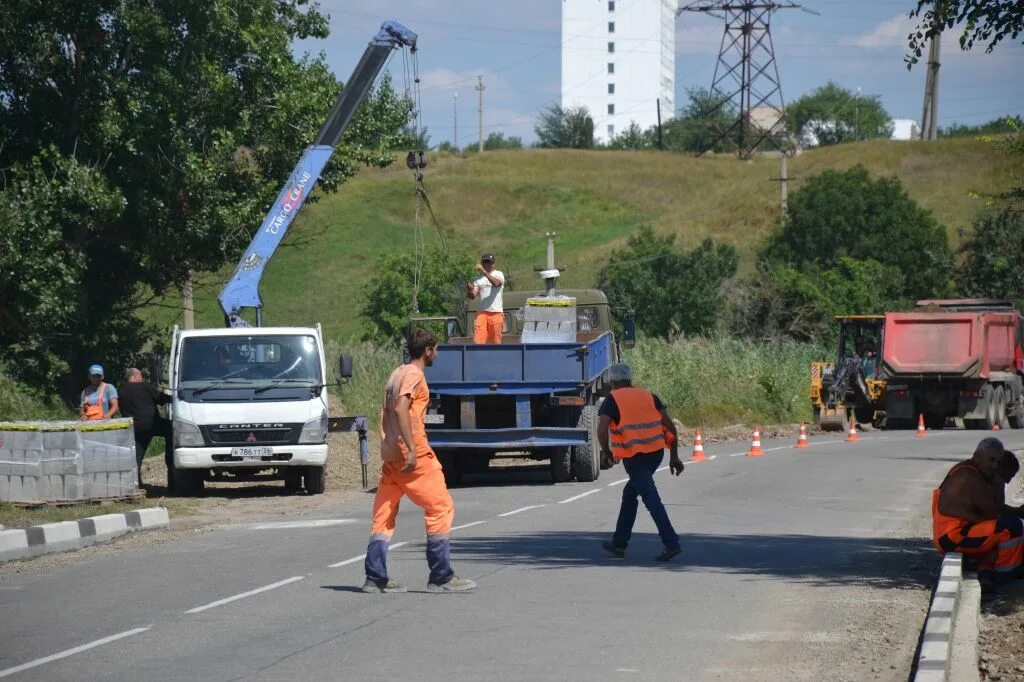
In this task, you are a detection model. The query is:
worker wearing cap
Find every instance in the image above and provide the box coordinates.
[466,252,505,344]
[80,364,119,421]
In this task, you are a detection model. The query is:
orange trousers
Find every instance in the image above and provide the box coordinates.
[370,452,454,539]
[473,311,503,344]
[935,516,1024,576]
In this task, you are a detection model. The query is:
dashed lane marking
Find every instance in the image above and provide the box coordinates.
[498,505,547,517]
[248,519,358,530]
[451,521,487,531]
[185,577,304,614]
[558,489,602,504]
[0,627,152,679]
[328,541,408,568]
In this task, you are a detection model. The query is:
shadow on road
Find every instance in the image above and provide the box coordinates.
[453,530,938,590]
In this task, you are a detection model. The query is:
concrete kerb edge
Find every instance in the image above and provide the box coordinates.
[0,507,169,563]
[914,552,970,682]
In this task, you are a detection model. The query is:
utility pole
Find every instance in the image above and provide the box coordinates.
[779,155,788,214]
[183,273,195,330]
[475,75,485,152]
[656,98,664,150]
[920,28,941,140]
[453,91,459,150]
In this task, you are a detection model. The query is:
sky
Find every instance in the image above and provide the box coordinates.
[293,0,1024,145]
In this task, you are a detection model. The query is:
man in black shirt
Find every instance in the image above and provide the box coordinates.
[119,368,171,487]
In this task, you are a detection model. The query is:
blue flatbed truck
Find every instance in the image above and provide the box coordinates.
[416,289,634,485]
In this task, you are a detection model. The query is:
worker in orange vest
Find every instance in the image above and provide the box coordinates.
[932,438,1024,589]
[362,328,476,593]
[598,363,684,561]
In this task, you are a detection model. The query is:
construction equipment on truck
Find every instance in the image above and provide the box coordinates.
[880,299,1024,430]
[162,22,418,494]
[810,316,886,431]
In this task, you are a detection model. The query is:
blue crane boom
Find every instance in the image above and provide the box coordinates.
[218,21,418,326]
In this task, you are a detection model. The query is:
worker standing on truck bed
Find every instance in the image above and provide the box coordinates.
[466,252,505,344]
[932,438,1024,588]
[362,328,477,593]
[598,363,685,561]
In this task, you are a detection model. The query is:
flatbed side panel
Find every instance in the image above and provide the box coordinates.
[523,345,586,383]
[984,315,1017,376]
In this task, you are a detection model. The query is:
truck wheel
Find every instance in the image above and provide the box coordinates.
[996,387,1010,429]
[981,385,998,430]
[284,470,303,493]
[1009,391,1024,429]
[571,406,600,482]
[171,465,203,496]
[305,466,326,495]
[550,447,573,483]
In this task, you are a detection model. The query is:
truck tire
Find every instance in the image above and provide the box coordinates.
[304,466,326,494]
[550,447,573,483]
[171,464,203,496]
[981,385,998,431]
[284,470,303,493]
[571,406,600,483]
[1009,390,1024,429]
[996,387,1010,430]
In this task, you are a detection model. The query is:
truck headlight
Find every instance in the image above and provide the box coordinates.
[173,420,204,447]
[299,411,328,444]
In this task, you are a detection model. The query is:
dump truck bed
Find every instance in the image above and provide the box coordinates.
[881,311,1020,380]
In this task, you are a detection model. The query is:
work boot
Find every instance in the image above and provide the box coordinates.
[427,576,477,592]
[361,578,407,593]
[655,545,682,562]
[601,540,626,558]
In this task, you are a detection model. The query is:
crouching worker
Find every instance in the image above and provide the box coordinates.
[598,362,685,561]
[932,437,1024,587]
[362,328,476,594]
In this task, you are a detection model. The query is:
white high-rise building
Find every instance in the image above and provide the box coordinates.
[561,0,676,144]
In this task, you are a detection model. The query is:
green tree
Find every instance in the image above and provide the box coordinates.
[0,0,413,401]
[940,115,1023,138]
[787,82,892,146]
[907,0,1024,64]
[483,132,524,150]
[404,126,432,150]
[361,249,476,343]
[764,165,953,298]
[596,227,738,339]
[660,88,737,153]
[436,140,458,152]
[534,105,595,149]
[957,209,1024,300]
[609,122,653,150]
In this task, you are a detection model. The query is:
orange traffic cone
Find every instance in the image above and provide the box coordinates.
[747,424,765,457]
[845,416,859,443]
[915,414,927,438]
[689,429,708,462]
[794,422,810,449]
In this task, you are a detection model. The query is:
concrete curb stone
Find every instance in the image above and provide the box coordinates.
[914,552,967,681]
[0,507,168,563]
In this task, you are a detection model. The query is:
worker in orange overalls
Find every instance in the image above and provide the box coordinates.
[362,328,477,593]
[932,437,1024,588]
[598,363,685,561]
[466,252,504,344]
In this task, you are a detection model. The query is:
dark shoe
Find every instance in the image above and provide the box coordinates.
[655,546,682,562]
[361,578,406,593]
[427,576,476,592]
[602,540,626,558]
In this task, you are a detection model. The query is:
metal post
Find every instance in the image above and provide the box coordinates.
[453,91,458,150]
[545,232,558,296]
[476,75,485,152]
[780,155,788,215]
[920,30,941,140]
[182,272,195,330]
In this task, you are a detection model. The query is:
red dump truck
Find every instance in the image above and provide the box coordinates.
[880,299,1024,430]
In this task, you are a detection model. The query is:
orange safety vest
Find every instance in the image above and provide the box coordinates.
[609,387,667,459]
[931,461,983,546]
[82,383,107,421]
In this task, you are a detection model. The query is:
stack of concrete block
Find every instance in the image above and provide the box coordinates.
[521,295,577,344]
[0,420,136,503]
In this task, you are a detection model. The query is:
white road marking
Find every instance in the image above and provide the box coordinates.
[248,519,357,530]
[558,489,602,504]
[606,478,629,487]
[389,541,409,550]
[185,577,304,614]
[328,541,408,568]
[0,627,151,678]
[498,505,547,517]
[451,521,487,531]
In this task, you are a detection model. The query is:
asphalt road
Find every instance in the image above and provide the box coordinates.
[2,427,1022,681]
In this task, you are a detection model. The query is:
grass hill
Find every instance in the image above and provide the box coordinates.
[148,137,1016,343]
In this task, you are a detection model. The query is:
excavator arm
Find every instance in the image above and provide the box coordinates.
[218,21,418,326]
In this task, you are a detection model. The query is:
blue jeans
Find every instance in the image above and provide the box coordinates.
[612,451,680,550]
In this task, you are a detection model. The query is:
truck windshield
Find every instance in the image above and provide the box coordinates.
[179,335,322,390]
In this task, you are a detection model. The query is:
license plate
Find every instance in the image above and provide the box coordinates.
[230,446,273,460]
[423,413,445,424]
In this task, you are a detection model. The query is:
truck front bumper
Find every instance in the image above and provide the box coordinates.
[424,427,588,449]
[174,444,328,469]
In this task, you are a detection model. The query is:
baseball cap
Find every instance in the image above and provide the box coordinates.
[481,252,495,262]
[88,364,104,376]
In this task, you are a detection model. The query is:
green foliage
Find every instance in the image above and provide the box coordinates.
[435,141,458,153]
[0,366,73,421]
[957,209,1024,300]
[940,115,1023,138]
[764,165,953,298]
[483,132,524,150]
[0,0,413,402]
[534,105,595,149]
[787,82,892,146]
[360,248,475,343]
[907,0,1024,64]
[609,122,654,151]
[660,88,737,153]
[404,126,432,151]
[596,227,738,339]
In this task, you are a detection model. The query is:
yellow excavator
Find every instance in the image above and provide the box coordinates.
[810,316,887,430]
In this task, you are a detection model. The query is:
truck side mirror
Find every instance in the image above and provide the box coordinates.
[148,352,165,385]
[339,353,354,379]
[621,310,636,349]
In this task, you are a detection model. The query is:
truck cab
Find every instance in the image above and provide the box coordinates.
[166,325,333,494]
